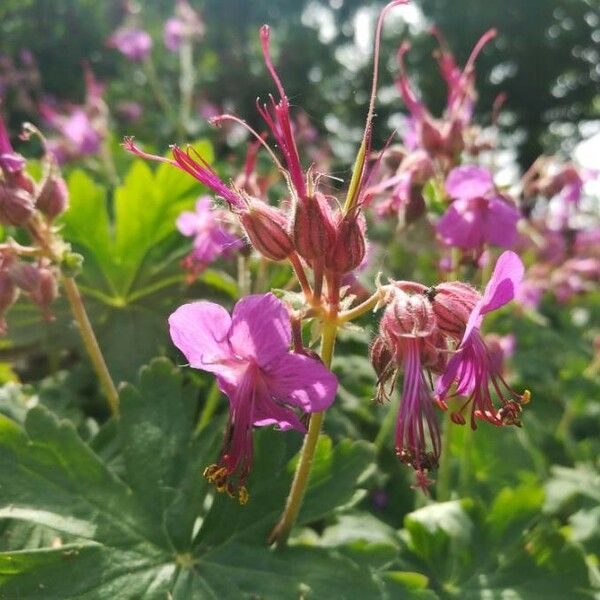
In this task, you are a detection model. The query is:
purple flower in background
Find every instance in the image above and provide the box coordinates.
[436,251,530,428]
[164,18,185,52]
[177,196,241,273]
[0,114,25,174]
[437,165,520,250]
[107,27,152,63]
[39,66,106,163]
[164,0,205,52]
[169,293,338,502]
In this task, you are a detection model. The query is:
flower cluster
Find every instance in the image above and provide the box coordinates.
[0,116,71,329]
[371,251,529,490]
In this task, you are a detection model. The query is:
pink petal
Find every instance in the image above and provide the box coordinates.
[253,389,306,432]
[264,353,338,413]
[462,251,524,339]
[481,196,520,248]
[436,199,483,249]
[228,293,291,366]
[168,302,235,374]
[176,211,200,236]
[480,250,524,313]
[445,165,494,199]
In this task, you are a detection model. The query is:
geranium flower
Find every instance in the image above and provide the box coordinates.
[177,196,241,274]
[169,293,338,503]
[436,251,530,428]
[437,165,520,250]
[107,27,152,63]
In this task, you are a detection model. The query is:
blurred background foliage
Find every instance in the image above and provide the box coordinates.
[1,0,599,166]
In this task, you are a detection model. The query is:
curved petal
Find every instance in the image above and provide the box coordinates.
[445,165,494,199]
[480,250,524,313]
[168,302,234,373]
[481,197,520,248]
[264,353,338,413]
[253,393,306,432]
[229,293,291,366]
[462,251,524,340]
[436,199,483,249]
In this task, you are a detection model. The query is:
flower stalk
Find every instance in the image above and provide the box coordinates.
[269,317,338,547]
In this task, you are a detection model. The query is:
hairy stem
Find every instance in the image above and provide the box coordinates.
[63,276,119,414]
[268,317,338,546]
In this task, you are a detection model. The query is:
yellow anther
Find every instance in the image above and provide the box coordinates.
[238,486,249,505]
[522,390,531,405]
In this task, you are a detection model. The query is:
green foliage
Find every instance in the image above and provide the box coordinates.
[0,359,420,599]
[6,143,244,384]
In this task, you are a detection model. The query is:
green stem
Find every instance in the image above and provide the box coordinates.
[436,410,453,501]
[338,288,385,323]
[63,276,119,414]
[374,391,399,451]
[196,380,221,433]
[178,38,195,139]
[143,59,175,126]
[268,318,338,546]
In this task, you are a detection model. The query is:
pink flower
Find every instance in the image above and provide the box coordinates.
[169,293,338,502]
[436,251,530,428]
[107,27,152,63]
[0,114,25,174]
[164,0,204,52]
[177,196,241,272]
[39,67,106,163]
[437,165,520,250]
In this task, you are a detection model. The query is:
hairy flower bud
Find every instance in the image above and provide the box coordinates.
[370,335,397,403]
[292,192,336,261]
[239,200,293,261]
[443,119,465,157]
[29,267,58,320]
[420,118,444,155]
[8,171,36,195]
[0,270,18,334]
[37,174,69,220]
[383,291,436,342]
[326,211,366,274]
[429,282,480,340]
[0,183,35,226]
[10,262,41,292]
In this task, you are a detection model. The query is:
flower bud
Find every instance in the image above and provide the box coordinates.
[443,119,465,157]
[0,183,35,226]
[37,174,69,220]
[292,192,336,261]
[0,271,18,313]
[420,118,444,155]
[29,267,58,320]
[8,171,36,195]
[10,262,41,293]
[325,211,366,274]
[370,335,397,404]
[429,282,480,340]
[238,200,292,261]
[0,271,18,335]
[382,291,436,342]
